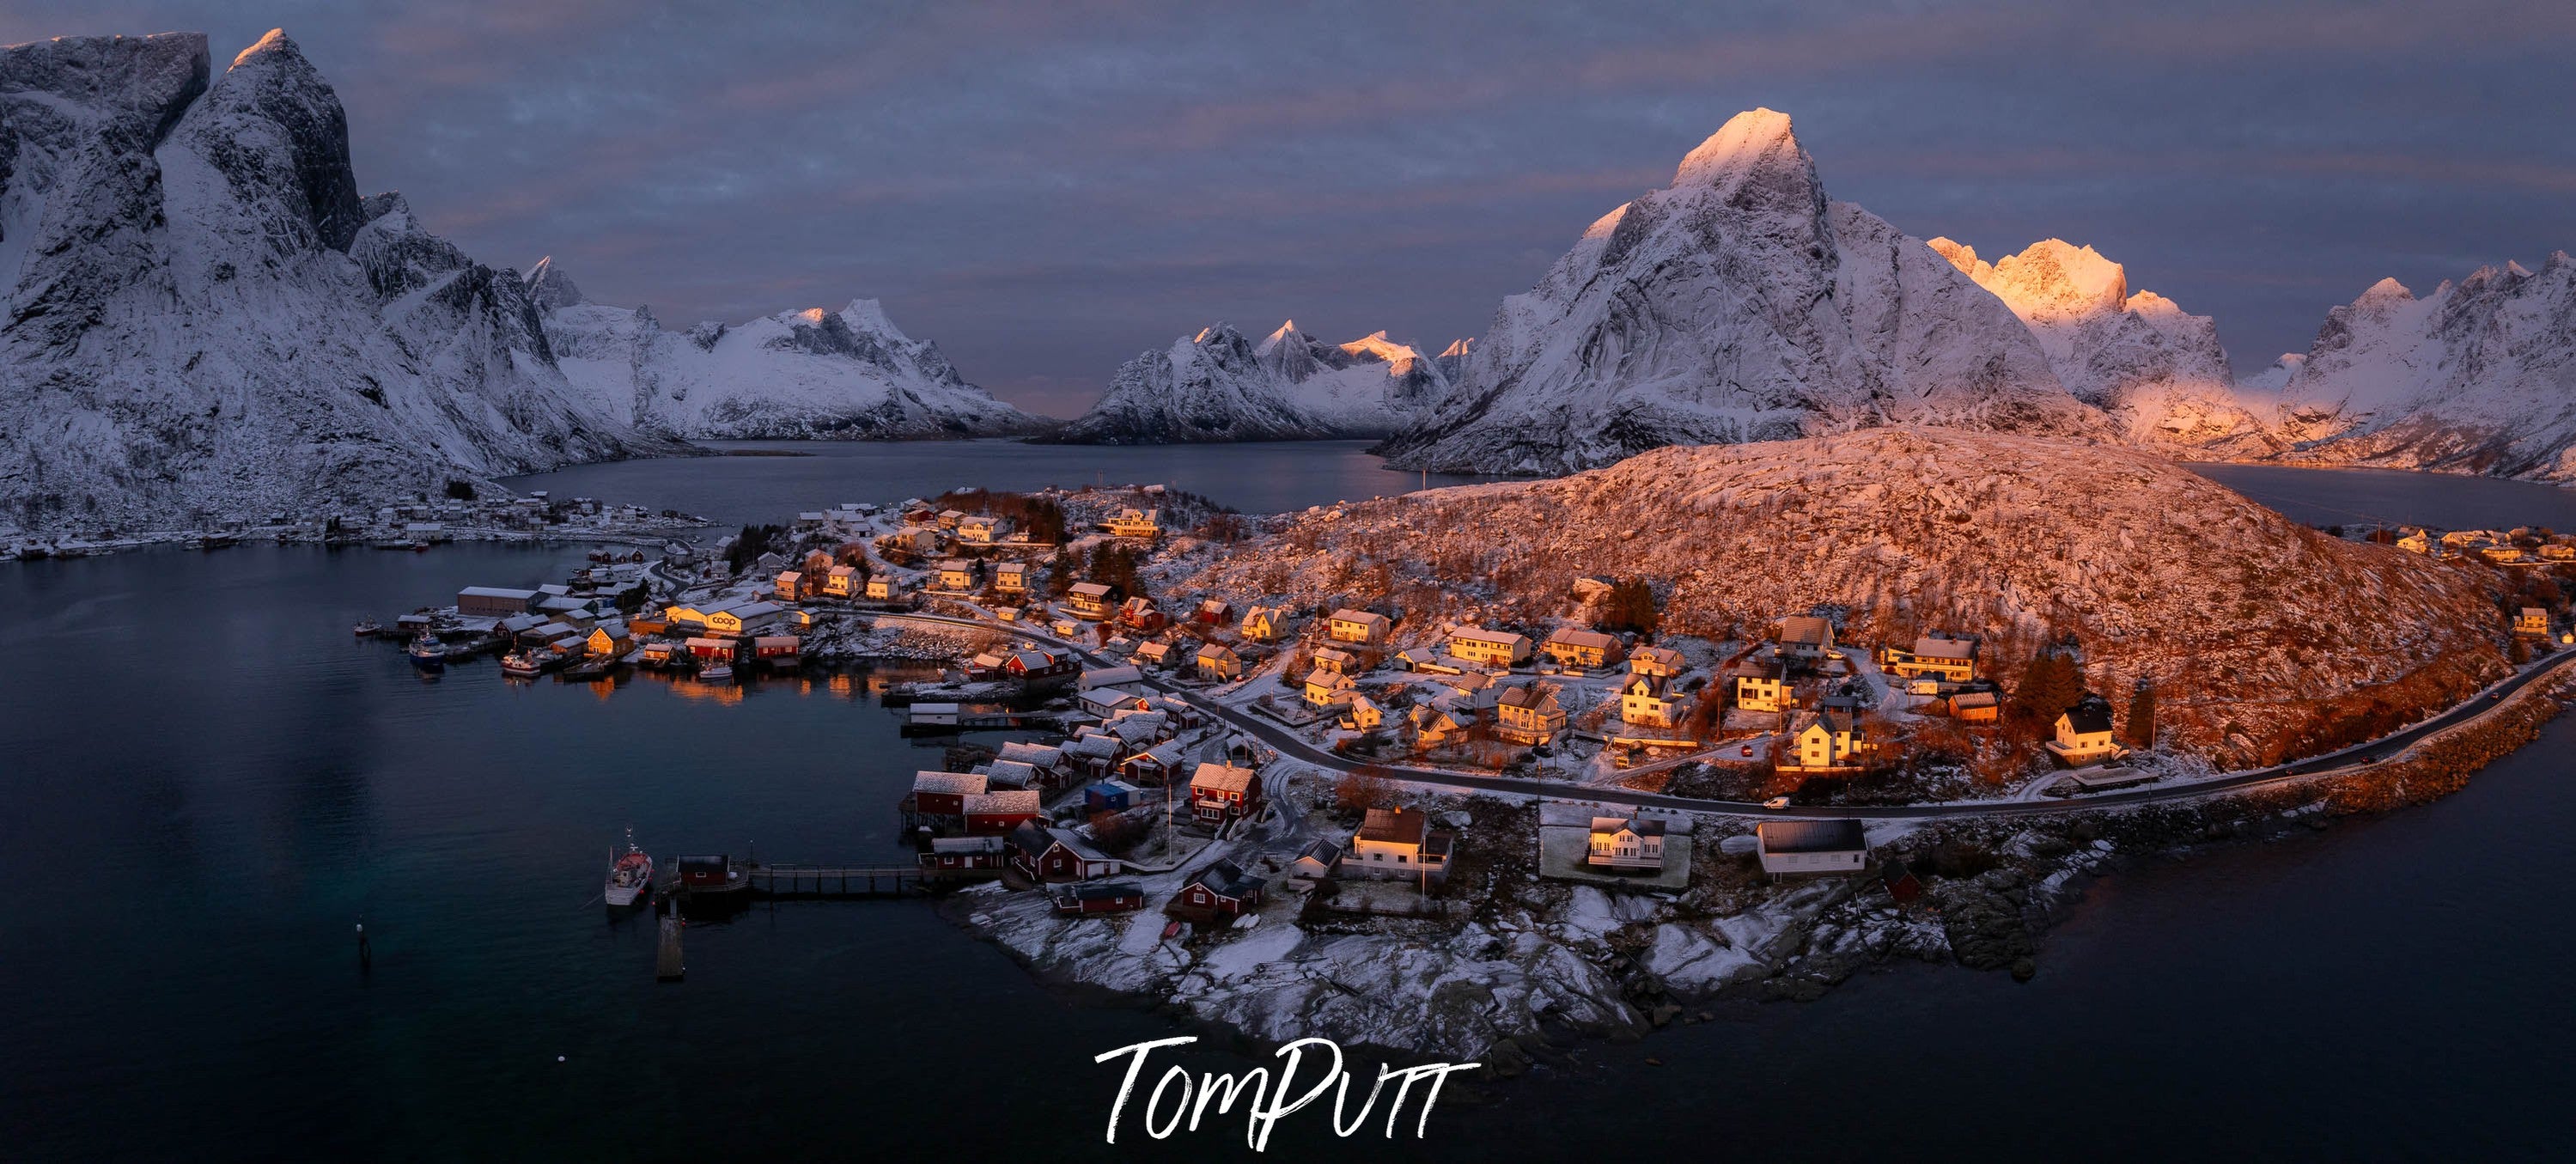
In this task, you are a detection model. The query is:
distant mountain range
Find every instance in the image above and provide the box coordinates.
[0,29,1032,533]
[7,29,2569,535]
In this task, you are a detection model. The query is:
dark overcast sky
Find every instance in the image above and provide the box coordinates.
[8,1,2573,417]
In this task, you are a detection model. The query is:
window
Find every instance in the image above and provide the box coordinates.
[1396,855,1408,864]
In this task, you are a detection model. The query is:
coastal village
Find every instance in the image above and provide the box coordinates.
[353,472,2576,1057]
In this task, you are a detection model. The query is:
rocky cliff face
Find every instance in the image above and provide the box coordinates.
[1054,320,1444,443]
[1927,238,2275,456]
[2250,258,2576,480]
[1378,110,2108,475]
[537,274,1038,440]
[0,30,669,533]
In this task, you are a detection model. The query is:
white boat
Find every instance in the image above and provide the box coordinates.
[697,662,734,683]
[605,831,655,908]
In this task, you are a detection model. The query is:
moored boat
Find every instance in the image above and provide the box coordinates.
[605,831,655,908]
[405,633,447,669]
[499,651,546,679]
[697,661,735,683]
[353,619,382,637]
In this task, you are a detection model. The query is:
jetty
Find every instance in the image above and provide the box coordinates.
[655,916,685,981]
[741,862,927,899]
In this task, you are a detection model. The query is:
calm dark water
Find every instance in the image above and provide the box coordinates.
[5,449,2573,1161]
[2191,462,2576,531]
[504,438,1504,524]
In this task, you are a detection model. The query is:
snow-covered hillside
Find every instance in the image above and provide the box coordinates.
[1378,110,2109,475]
[1188,428,2506,765]
[1053,320,1444,443]
[2247,257,2576,481]
[0,31,679,533]
[1928,238,2276,456]
[537,268,1038,440]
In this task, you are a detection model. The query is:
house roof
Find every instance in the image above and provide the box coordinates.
[913,771,987,796]
[1779,615,1833,646]
[1305,667,1352,690]
[1356,807,1429,847]
[1330,608,1390,627]
[1452,626,1526,647]
[1909,634,1979,660]
[1296,839,1343,867]
[997,740,1063,769]
[1545,627,1618,650]
[1589,814,1666,838]
[1498,684,1561,713]
[1758,819,1867,854]
[2060,694,2116,735]
[1632,645,1686,668]
[1060,881,1142,903]
[1192,859,1264,899]
[1070,582,1112,597]
[1952,691,1999,709]
[962,790,1041,814]
[1197,643,1239,662]
[1191,762,1258,795]
[930,835,1007,854]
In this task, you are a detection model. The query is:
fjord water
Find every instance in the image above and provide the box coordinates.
[3,445,2571,1161]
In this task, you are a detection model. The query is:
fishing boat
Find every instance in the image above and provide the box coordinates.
[560,655,613,681]
[405,633,447,669]
[697,661,735,683]
[499,651,546,679]
[605,831,655,908]
[352,619,382,637]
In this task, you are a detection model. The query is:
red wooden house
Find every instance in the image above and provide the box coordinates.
[962,790,1043,834]
[1188,762,1262,824]
[1006,822,1122,882]
[1117,596,1166,633]
[1170,860,1265,919]
[1053,881,1147,916]
[917,835,1008,880]
[911,771,986,818]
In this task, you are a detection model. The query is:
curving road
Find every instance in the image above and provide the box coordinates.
[878,608,2576,820]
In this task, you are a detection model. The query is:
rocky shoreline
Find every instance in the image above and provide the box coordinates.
[945,672,2574,1076]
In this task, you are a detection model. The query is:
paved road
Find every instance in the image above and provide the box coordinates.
[882,609,2576,820]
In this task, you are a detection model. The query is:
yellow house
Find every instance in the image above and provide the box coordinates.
[1068,582,1115,619]
[1103,508,1160,538]
[1540,627,1624,671]
[1341,693,1385,731]
[1196,643,1243,680]
[1327,608,1392,644]
[1629,645,1687,680]
[585,625,631,657]
[1586,815,1666,870]
[2482,545,2525,563]
[822,564,860,598]
[1240,605,1291,642]
[995,561,1030,592]
[958,515,1004,545]
[1495,683,1566,745]
[1882,633,1980,682]
[1619,674,1683,728]
[2516,606,2550,636]
[1733,661,1792,713]
[1411,702,1477,747]
[1303,667,1355,708]
[1448,626,1532,668]
[1789,706,1864,769]
[2542,544,2576,562]
[1313,647,1356,674]
[2396,529,2432,554]
[1777,614,1835,662]
[775,570,807,601]
[2045,694,2121,765]
[865,574,902,600]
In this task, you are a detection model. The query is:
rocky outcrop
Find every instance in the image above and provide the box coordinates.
[1379,109,2109,475]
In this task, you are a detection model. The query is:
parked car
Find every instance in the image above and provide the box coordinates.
[1762,795,1791,810]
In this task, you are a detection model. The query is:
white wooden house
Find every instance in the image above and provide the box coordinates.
[1756,820,1867,877]
[1495,683,1566,745]
[1776,614,1835,662]
[2046,693,2122,765]
[1586,815,1666,870]
[1345,807,1452,884]
[1619,674,1684,729]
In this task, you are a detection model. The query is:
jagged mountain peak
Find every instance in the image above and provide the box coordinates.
[2354,276,2415,308]
[523,256,582,313]
[1439,338,1472,358]
[1257,319,1304,353]
[1931,236,2129,321]
[1670,107,1808,192]
[182,23,365,253]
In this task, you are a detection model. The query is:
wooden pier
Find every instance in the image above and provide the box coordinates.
[655,916,685,981]
[742,863,928,899]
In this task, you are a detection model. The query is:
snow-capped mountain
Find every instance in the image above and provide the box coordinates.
[1927,238,2275,455]
[1379,109,2108,475]
[2244,257,2576,480]
[536,271,1038,440]
[0,30,677,533]
[1053,320,1444,443]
